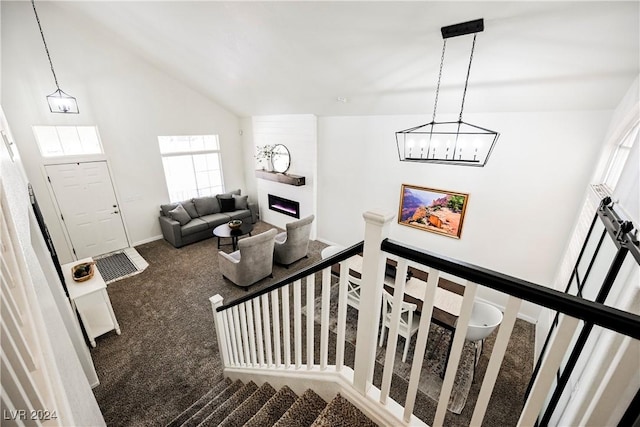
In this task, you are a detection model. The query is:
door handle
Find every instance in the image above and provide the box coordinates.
[113,210,119,214]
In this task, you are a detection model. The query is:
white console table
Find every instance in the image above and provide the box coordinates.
[63,258,121,347]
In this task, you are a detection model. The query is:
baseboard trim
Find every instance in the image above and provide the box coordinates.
[132,235,163,246]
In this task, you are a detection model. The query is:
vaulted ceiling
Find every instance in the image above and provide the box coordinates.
[38,1,640,117]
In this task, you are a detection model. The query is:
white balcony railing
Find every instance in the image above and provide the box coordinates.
[211,209,640,426]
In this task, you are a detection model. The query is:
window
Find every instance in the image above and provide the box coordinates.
[603,122,639,191]
[159,135,224,202]
[33,125,103,157]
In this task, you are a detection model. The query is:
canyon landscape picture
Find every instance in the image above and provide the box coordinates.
[398,184,469,238]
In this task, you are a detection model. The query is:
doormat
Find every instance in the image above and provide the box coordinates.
[94,249,146,284]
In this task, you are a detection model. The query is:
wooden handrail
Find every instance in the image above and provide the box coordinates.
[381,238,640,340]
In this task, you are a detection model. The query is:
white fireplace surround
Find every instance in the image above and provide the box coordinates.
[252,115,318,239]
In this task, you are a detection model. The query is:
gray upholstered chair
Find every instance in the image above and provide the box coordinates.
[218,228,277,288]
[273,215,315,267]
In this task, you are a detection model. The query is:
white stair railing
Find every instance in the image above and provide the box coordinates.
[1,181,72,426]
[210,210,640,427]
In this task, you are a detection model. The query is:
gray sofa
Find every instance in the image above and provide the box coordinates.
[159,189,258,248]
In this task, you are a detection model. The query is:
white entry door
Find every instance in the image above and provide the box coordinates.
[46,161,128,259]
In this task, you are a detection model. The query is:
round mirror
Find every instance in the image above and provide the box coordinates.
[271,144,291,173]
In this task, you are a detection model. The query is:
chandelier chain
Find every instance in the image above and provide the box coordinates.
[431,39,447,123]
[31,0,60,90]
[458,33,477,122]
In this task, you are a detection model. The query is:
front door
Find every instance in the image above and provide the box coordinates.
[46,161,128,259]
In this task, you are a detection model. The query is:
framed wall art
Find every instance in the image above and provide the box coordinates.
[398,184,469,239]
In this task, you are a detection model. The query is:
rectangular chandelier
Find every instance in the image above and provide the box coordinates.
[396,19,499,167]
[396,120,499,166]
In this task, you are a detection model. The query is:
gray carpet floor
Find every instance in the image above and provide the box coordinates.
[90,221,534,426]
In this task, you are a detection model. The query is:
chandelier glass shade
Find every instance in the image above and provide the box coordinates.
[396,19,498,167]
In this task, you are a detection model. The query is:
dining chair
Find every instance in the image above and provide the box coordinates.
[379,289,421,362]
[346,275,362,310]
[320,245,361,309]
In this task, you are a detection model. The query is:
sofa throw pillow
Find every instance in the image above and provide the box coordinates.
[219,197,236,213]
[181,199,200,218]
[217,189,241,199]
[194,196,220,216]
[160,202,179,217]
[168,204,192,225]
[233,194,248,210]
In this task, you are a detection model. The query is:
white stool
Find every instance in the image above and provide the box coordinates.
[466,301,503,377]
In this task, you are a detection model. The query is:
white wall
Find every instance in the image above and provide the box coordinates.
[241,117,258,203]
[318,111,608,285]
[252,115,317,238]
[1,2,245,263]
[543,75,640,426]
[610,77,640,225]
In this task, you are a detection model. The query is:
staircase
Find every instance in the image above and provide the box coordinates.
[167,378,378,427]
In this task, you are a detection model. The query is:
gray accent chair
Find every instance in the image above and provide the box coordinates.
[218,228,277,288]
[273,215,315,267]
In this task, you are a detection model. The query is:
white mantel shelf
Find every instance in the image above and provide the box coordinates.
[255,169,306,186]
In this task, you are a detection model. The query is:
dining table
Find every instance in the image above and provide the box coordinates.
[343,255,464,326]
[333,254,466,367]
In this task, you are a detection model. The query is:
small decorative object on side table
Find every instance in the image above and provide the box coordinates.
[72,261,95,282]
[228,219,243,230]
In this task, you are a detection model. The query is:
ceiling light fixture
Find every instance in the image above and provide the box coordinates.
[31,0,79,114]
[396,18,498,166]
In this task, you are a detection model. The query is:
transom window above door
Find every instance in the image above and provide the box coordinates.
[158,135,225,202]
[33,125,103,157]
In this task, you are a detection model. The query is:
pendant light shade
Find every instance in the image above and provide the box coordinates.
[32,0,79,114]
[396,19,498,167]
[46,88,79,114]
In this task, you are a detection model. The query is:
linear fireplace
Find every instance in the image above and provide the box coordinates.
[268,194,300,219]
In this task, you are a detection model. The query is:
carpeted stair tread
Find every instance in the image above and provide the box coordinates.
[197,381,259,427]
[181,379,243,427]
[244,385,299,427]
[166,377,232,427]
[218,382,277,427]
[310,393,378,427]
[272,389,327,427]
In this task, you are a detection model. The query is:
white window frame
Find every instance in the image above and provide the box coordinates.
[602,122,639,192]
[33,125,104,158]
[158,135,225,202]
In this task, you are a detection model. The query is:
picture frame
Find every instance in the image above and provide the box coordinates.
[398,184,469,239]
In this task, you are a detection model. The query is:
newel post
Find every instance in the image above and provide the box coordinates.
[210,295,230,367]
[353,211,395,394]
